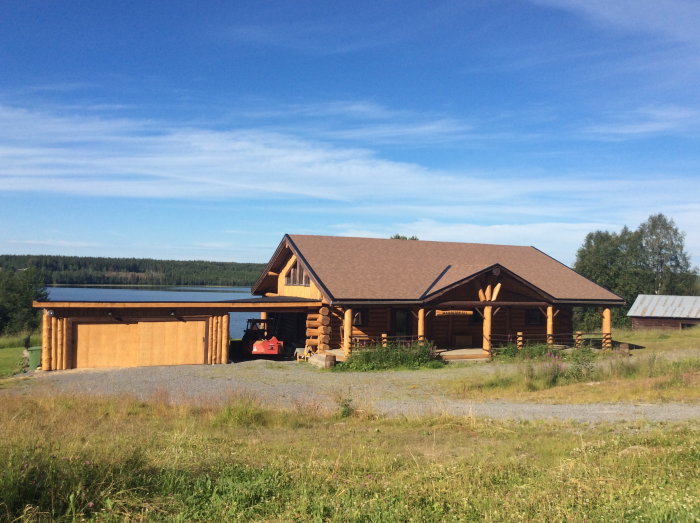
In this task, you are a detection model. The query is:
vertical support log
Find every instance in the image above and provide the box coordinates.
[381,332,388,347]
[546,306,554,346]
[63,319,72,370]
[213,315,221,364]
[55,318,64,370]
[575,331,582,349]
[602,308,612,350]
[260,311,268,321]
[206,317,213,365]
[41,310,51,371]
[343,308,353,356]
[221,314,229,364]
[482,305,492,353]
[417,308,425,341]
[51,316,59,371]
[516,331,523,350]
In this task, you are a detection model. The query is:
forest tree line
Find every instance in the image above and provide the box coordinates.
[0,255,266,287]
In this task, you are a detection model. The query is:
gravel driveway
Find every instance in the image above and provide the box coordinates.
[5,359,700,423]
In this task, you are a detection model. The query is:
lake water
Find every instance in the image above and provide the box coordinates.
[46,286,255,338]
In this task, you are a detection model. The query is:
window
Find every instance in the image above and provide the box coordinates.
[526,309,545,326]
[353,309,367,327]
[284,261,310,287]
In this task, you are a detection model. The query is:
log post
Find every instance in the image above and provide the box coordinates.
[575,331,582,349]
[51,316,59,371]
[602,308,612,350]
[260,311,267,321]
[516,331,523,350]
[56,318,64,370]
[482,305,492,353]
[417,308,425,341]
[381,332,388,347]
[546,306,554,346]
[63,319,72,370]
[41,310,51,371]
[207,317,214,364]
[343,308,353,356]
[221,314,229,364]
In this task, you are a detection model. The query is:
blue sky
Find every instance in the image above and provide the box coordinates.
[1,0,699,265]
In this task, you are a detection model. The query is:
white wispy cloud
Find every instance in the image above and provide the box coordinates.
[582,105,698,137]
[1,102,699,264]
[530,0,700,45]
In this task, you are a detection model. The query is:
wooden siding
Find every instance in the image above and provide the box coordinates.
[631,317,700,330]
[40,308,229,371]
[277,254,323,300]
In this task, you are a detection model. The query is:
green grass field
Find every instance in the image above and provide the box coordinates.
[447,327,700,404]
[1,394,699,521]
[0,347,24,378]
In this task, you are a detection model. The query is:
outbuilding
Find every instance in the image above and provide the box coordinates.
[627,294,700,330]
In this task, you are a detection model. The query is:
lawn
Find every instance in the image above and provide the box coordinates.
[1,394,699,521]
[448,327,700,404]
[0,346,24,378]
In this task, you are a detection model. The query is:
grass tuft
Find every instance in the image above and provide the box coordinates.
[334,341,444,371]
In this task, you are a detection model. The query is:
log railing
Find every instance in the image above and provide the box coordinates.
[350,334,428,349]
[490,331,613,351]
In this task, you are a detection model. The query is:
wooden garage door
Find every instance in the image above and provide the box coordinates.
[74,320,207,368]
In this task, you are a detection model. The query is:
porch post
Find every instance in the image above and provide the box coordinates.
[260,311,267,320]
[482,305,492,353]
[343,308,353,356]
[546,306,554,346]
[417,307,425,341]
[602,307,612,350]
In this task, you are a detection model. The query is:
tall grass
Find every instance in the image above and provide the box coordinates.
[1,394,699,520]
[0,333,40,350]
[334,341,444,371]
[456,349,700,401]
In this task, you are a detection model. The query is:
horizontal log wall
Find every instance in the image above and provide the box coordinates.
[631,317,700,330]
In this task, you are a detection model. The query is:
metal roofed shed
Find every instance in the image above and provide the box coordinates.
[627,295,700,330]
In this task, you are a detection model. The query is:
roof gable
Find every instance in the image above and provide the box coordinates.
[252,234,623,304]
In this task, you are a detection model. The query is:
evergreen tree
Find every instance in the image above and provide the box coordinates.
[0,267,48,334]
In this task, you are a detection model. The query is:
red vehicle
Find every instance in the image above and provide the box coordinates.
[241,318,285,356]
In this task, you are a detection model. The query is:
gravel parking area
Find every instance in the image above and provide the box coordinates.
[5,359,700,423]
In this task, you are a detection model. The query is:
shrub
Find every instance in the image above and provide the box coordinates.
[335,341,444,371]
[492,343,551,361]
[566,346,596,382]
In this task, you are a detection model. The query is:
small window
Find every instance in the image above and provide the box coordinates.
[526,309,545,326]
[353,309,367,327]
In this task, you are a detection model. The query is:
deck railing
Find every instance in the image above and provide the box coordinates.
[350,334,429,349]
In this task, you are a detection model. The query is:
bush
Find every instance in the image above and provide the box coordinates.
[492,343,551,361]
[566,346,596,382]
[335,341,444,371]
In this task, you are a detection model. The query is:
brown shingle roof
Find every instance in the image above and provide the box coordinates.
[283,235,622,304]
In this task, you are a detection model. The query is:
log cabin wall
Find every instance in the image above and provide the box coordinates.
[631,317,700,330]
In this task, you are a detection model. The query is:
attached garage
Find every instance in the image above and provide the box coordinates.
[33,298,322,371]
[74,320,207,369]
